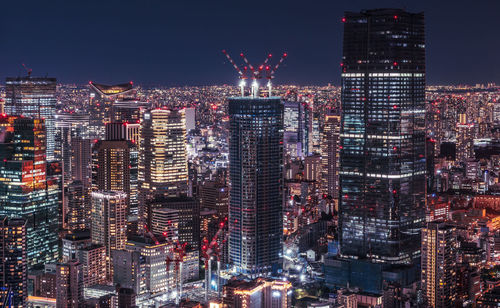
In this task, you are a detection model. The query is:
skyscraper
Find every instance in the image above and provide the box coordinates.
[88,82,135,140]
[321,112,341,200]
[138,109,189,225]
[421,222,457,307]
[0,116,59,268]
[90,191,127,280]
[0,217,27,308]
[228,97,283,277]
[5,77,57,160]
[339,9,426,264]
[66,181,87,232]
[92,139,138,213]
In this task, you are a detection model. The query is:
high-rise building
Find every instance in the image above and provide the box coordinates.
[92,139,138,213]
[66,181,87,232]
[199,180,229,217]
[90,191,127,280]
[125,236,173,294]
[321,112,340,200]
[0,116,59,268]
[5,77,57,160]
[228,97,283,277]
[339,9,426,264]
[61,230,91,262]
[0,217,27,308]
[77,244,107,286]
[56,261,83,308]
[54,113,90,185]
[139,109,189,225]
[112,250,143,295]
[117,287,136,308]
[88,82,136,140]
[421,222,457,307]
[283,100,307,159]
[111,100,148,123]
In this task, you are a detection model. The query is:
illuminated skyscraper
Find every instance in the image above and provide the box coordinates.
[339,9,426,264]
[90,191,127,280]
[5,77,57,160]
[421,222,457,307]
[321,112,340,200]
[76,244,107,287]
[92,139,138,213]
[0,116,59,268]
[138,109,189,226]
[88,82,135,139]
[0,217,27,308]
[228,97,283,277]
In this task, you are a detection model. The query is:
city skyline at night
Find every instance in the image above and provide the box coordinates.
[0,0,499,86]
[1,2,500,307]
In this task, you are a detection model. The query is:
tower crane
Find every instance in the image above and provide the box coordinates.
[202,216,228,302]
[222,50,287,98]
[22,63,32,77]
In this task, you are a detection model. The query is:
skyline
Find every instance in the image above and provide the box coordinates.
[1,0,499,86]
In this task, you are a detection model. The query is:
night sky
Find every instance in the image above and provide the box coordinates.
[1,0,498,86]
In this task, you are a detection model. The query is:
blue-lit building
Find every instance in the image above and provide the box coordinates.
[0,116,59,269]
[228,97,283,277]
[334,8,426,292]
[5,77,57,161]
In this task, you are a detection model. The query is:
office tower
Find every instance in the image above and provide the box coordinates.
[199,180,229,217]
[92,139,138,213]
[62,231,91,262]
[55,113,90,184]
[88,82,135,140]
[150,197,199,252]
[56,261,83,308]
[228,97,283,277]
[91,191,127,279]
[66,181,87,232]
[0,117,59,268]
[283,100,306,158]
[139,109,189,225]
[111,100,148,123]
[5,77,57,160]
[222,278,292,308]
[339,9,426,264]
[0,217,27,308]
[77,244,107,286]
[105,122,140,145]
[112,250,143,295]
[421,222,457,307]
[71,137,92,185]
[151,207,179,239]
[150,197,200,281]
[125,236,172,294]
[321,112,340,200]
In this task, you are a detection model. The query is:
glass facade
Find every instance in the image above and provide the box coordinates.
[0,117,59,268]
[5,77,57,161]
[339,9,426,264]
[228,97,283,277]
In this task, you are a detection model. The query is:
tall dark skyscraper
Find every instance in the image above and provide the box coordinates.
[339,9,426,264]
[5,77,57,161]
[228,97,284,277]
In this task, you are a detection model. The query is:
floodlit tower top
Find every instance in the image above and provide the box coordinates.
[222,50,287,98]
